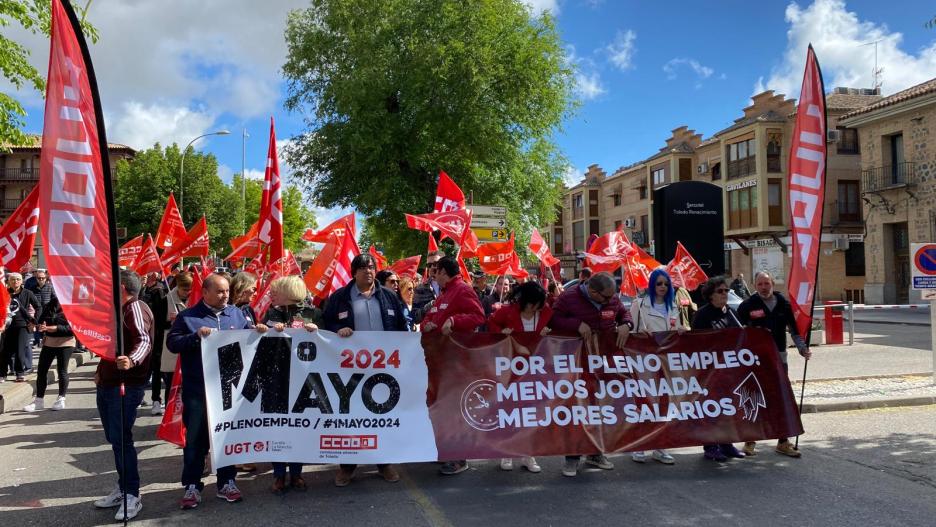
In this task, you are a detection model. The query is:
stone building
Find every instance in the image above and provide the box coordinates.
[543,87,883,302]
[839,78,936,304]
[0,135,136,265]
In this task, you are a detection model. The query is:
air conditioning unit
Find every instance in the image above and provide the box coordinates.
[833,238,850,251]
[697,162,709,174]
[623,217,636,228]
[827,129,842,143]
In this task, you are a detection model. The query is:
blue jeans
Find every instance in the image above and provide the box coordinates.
[96,384,145,497]
[272,462,303,478]
[181,389,236,489]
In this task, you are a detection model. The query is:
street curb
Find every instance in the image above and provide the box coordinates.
[0,351,88,414]
[802,396,936,413]
[850,319,930,327]
[792,372,934,384]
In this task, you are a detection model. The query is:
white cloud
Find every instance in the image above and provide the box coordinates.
[605,30,637,71]
[521,0,560,15]
[561,165,582,187]
[663,58,714,80]
[756,0,936,97]
[566,46,606,100]
[108,101,217,150]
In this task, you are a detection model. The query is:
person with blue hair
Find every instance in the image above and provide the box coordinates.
[628,267,687,465]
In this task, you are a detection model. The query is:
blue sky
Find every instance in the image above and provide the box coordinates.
[8,0,936,226]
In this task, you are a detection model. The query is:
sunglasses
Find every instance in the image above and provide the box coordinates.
[388,279,399,284]
[591,289,614,302]
[655,281,668,286]
[715,288,729,294]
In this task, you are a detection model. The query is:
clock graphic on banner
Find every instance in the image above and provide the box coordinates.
[460,379,500,431]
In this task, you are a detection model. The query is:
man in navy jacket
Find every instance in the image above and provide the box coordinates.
[167,274,268,510]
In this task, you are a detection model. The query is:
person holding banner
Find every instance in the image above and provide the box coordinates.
[324,254,409,486]
[737,271,811,458]
[167,274,269,510]
[692,276,747,462]
[230,272,260,326]
[398,276,417,331]
[92,271,153,522]
[548,271,632,477]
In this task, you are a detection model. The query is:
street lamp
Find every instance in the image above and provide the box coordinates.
[179,130,231,220]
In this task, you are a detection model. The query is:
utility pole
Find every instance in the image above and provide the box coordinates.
[242,128,249,234]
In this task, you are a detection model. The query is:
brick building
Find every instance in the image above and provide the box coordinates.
[543,87,884,302]
[839,78,936,304]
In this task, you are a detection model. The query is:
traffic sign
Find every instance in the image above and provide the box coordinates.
[911,243,936,289]
[469,205,507,219]
[471,217,507,228]
[473,228,508,242]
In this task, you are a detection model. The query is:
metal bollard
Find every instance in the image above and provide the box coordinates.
[847,301,854,346]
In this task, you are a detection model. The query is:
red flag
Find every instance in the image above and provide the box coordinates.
[666,241,708,291]
[0,185,40,272]
[118,235,143,268]
[388,255,421,279]
[528,228,559,266]
[477,234,516,275]
[257,118,284,263]
[369,246,387,270]
[225,220,261,261]
[427,233,439,253]
[0,282,9,328]
[302,226,360,302]
[457,250,473,283]
[626,242,662,291]
[506,252,529,279]
[39,0,119,360]
[406,209,477,253]
[583,230,635,273]
[155,193,187,250]
[267,249,302,277]
[303,213,356,243]
[182,216,209,257]
[188,269,204,308]
[131,235,163,278]
[156,357,186,447]
[787,45,827,340]
[244,252,266,277]
[434,170,466,213]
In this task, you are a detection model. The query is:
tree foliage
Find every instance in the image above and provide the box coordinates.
[1,0,97,148]
[282,0,574,259]
[114,144,317,255]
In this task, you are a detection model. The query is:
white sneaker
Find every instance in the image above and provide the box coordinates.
[151,401,164,416]
[562,458,580,477]
[652,449,675,465]
[94,485,124,508]
[51,396,66,411]
[115,494,142,521]
[23,397,44,412]
[520,456,541,473]
[631,451,647,463]
[585,454,614,470]
[499,458,513,471]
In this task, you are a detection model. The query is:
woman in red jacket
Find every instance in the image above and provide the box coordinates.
[486,281,551,474]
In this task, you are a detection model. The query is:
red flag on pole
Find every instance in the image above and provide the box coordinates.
[0,185,41,272]
[583,230,635,273]
[302,221,360,302]
[225,220,261,261]
[528,227,559,266]
[257,117,284,263]
[160,216,208,268]
[118,234,144,268]
[457,250,473,283]
[787,45,828,340]
[302,213,356,243]
[155,193,187,250]
[477,234,516,275]
[434,170,466,213]
[0,283,9,328]
[39,0,120,360]
[156,357,186,447]
[666,241,709,291]
[131,235,163,278]
[369,246,387,270]
[427,233,439,253]
[388,255,422,279]
[406,209,478,253]
[267,249,302,277]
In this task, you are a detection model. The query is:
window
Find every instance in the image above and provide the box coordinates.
[612,194,621,207]
[573,221,585,251]
[553,228,563,255]
[837,127,859,155]
[614,220,622,231]
[572,193,584,220]
[768,179,783,226]
[652,168,666,186]
[589,190,599,217]
[838,180,860,222]
[711,162,721,181]
[727,137,756,179]
[638,186,647,200]
[845,242,865,276]
[767,130,782,172]
[727,186,758,230]
[641,215,648,232]
[589,219,600,237]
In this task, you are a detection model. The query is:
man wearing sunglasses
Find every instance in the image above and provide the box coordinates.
[548,271,633,477]
[411,251,442,324]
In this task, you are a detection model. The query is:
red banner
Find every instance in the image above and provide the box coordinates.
[787,45,827,339]
[244,252,265,278]
[425,328,803,459]
[118,234,143,268]
[257,117,284,263]
[389,254,422,279]
[39,0,119,360]
[369,246,387,271]
[528,227,559,267]
[0,185,41,272]
[406,209,477,253]
[667,241,708,291]
[303,213,356,243]
[583,230,634,273]
[477,234,516,275]
[130,235,163,278]
[155,193,187,250]
[434,170,466,213]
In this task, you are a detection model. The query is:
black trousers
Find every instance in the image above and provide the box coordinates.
[36,346,74,397]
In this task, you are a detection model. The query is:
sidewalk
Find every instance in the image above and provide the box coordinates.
[0,347,89,414]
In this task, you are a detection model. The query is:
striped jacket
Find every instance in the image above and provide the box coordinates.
[95,298,154,388]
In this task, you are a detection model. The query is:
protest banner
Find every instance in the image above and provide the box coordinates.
[201,328,802,467]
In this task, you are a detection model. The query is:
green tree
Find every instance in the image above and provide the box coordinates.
[1,0,97,148]
[282,0,574,258]
[232,174,318,254]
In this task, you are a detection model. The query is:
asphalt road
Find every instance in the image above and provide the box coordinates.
[1,359,934,526]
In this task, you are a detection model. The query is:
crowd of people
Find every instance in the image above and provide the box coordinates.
[1,252,811,521]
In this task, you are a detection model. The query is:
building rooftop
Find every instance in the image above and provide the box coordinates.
[825,89,883,111]
[839,78,936,120]
[1,134,136,152]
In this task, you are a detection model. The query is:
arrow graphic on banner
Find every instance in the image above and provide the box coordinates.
[733,372,766,422]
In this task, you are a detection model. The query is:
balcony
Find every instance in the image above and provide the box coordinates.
[0,167,39,182]
[862,162,915,193]
[1,198,22,214]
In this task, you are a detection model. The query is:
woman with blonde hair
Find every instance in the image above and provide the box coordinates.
[229,272,259,326]
[397,275,417,331]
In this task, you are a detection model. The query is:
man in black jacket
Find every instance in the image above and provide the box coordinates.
[139,272,169,415]
[323,253,407,486]
[737,271,811,458]
[26,269,53,351]
[1,273,41,382]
